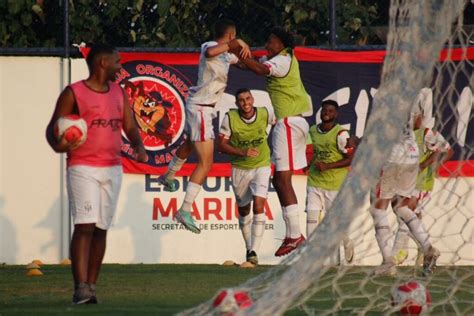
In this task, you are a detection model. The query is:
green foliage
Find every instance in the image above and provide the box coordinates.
[0,0,391,48]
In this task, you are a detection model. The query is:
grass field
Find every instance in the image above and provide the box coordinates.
[0,264,472,315]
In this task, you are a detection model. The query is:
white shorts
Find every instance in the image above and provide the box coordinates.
[231,166,271,207]
[376,163,418,199]
[184,104,215,142]
[272,116,309,171]
[306,186,338,212]
[67,165,123,230]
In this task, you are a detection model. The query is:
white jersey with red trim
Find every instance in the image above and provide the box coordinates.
[187,41,239,105]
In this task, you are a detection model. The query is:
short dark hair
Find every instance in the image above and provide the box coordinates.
[322,99,339,110]
[235,88,251,99]
[271,27,295,49]
[86,44,116,71]
[214,19,236,39]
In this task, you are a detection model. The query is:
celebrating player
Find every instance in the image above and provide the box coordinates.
[157,19,250,234]
[392,113,453,265]
[218,88,274,265]
[239,27,310,256]
[369,106,441,276]
[45,44,147,304]
[306,100,355,264]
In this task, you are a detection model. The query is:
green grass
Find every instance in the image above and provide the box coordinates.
[0,264,472,315]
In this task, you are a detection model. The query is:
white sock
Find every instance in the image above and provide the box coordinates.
[284,204,301,239]
[181,182,201,212]
[369,206,392,262]
[281,207,290,238]
[306,209,321,238]
[165,156,186,181]
[238,213,252,251]
[395,206,431,252]
[392,216,410,256]
[251,213,266,253]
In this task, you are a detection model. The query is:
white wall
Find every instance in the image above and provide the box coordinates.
[0,57,472,266]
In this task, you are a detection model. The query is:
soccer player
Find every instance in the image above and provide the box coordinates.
[369,107,441,276]
[239,27,310,256]
[157,19,250,234]
[306,100,355,263]
[218,88,274,265]
[45,44,147,304]
[392,113,453,265]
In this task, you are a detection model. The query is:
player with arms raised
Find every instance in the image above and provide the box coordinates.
[239,27,310,256]
[157,19,250,233]
[218,88,274,265]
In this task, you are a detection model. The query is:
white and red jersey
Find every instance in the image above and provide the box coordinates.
[186,41,239,106]
[68,80,124,167]
[259,54,291,78]
[387,110,420,164]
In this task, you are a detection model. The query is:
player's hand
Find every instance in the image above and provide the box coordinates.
[315,161,329,172]
[346,135,360,149]
[237,39,251,59]
[57,134,82,152]
[134,147,148,162]
[245,148,259,157]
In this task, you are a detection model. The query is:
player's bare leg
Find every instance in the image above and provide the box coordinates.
[158,138,193,192]
[174,139,214,234]
[70,223,95,304]
[273,170,305,256]
[86,227,107,304]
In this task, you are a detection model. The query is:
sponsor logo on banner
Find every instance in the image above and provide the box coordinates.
[117,60,190,166]
[145,175,276,232]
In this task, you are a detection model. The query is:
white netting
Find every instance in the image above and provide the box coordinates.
[180,1,473,315]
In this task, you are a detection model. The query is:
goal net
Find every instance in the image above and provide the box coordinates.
[181,1,473,315]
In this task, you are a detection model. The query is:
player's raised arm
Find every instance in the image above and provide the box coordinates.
[45,87,82,153]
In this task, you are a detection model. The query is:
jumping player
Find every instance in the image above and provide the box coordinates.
[157,19,251,234]
[218,88,274,265]
[306,100,355,264]
[239,27,310,256]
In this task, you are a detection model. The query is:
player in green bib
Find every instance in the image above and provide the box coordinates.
[392,113,453,266]
[306,100,356,264]
[238,27,310,257]
[218,88,275,266]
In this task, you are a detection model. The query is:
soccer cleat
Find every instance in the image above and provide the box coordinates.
[86,284,98,304]
[174,209,201,234]
[394,249,409,265]
[274,234,306,257]
[246,250,258,265]
[72,283,93,305]
[344,239,355,264]
[422,246,440,277]
[157,175,178,192]
[372,257,397,277]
